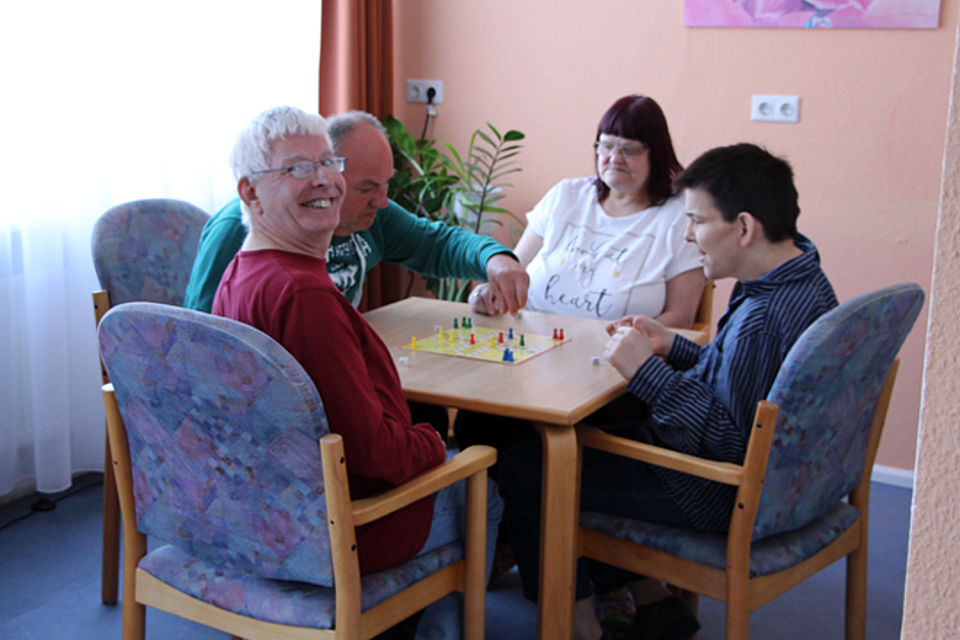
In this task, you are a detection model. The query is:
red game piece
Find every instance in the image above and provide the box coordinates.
[470,333,476,344]
[552,328,558,340]
[559,328,565,340]
[498,331,504,343]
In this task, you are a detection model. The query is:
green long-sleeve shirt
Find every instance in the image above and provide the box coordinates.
[183,197,514,312]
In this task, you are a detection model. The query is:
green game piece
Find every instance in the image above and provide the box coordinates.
[519,334,525,347]
[453,318,458,329]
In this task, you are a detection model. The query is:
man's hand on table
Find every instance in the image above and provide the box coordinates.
[604,315,679,379]
[606,314,677,356]
[470,254,530,315]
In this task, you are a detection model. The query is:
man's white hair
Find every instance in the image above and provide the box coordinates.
[230,105,331,225]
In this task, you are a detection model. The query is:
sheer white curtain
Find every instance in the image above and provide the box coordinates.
[0,1,322,497]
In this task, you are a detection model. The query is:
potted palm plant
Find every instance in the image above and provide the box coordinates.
[384,116,525,301]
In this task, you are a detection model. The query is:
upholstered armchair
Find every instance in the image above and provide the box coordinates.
[577,283,924,639]
[98,302,494,639]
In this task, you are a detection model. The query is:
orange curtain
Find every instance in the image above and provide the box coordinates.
[320,0,404,310]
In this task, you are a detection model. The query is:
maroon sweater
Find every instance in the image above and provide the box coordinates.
[213,249,445,573]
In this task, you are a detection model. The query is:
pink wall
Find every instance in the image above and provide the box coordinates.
[393,1,959,471]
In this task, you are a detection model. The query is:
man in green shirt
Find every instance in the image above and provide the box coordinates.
[184,111,529,314]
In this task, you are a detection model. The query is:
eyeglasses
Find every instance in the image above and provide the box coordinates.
[593,141,647,158]
[252,157,347,179]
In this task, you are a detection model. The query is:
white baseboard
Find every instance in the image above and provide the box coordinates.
[871,464,914,489]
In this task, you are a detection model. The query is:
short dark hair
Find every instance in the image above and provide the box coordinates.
[594,95,682,207]
[673,143,799,243]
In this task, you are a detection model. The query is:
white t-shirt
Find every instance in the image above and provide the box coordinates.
[524,177,702,321]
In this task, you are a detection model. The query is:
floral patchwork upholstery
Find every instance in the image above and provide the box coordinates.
[99,303,335,584]
[91,198,209,305]
[580,283,923,575]
[581,502,858,578]
[139,541,463,628]
[752,282,923,539]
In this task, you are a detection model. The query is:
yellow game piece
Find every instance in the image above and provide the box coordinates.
[438,328,444,340]
[449,331,455,343]
[411,336,417,349]
[489,336,495,348]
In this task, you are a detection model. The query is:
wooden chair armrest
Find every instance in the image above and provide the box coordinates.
[685,327,711,346]
[346,443,497,526]
[577,425,745,487]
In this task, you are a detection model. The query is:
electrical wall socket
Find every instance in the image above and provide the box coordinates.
[751,95,800,123]
[407,79,443,104]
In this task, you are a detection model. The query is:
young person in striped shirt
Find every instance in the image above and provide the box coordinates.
[498,143,838,640]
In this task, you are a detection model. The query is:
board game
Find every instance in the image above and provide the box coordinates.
[400,319,569,365]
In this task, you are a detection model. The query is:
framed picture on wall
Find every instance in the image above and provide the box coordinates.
[684,0,941,29]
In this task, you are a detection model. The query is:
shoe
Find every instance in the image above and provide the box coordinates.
[596,589,637,633]
[631,595,700,640]
[487,542,516,588]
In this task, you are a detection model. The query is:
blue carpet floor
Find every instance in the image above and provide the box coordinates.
[0,474,909,639]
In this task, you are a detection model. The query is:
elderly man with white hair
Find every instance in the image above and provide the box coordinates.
[213,105,502,640]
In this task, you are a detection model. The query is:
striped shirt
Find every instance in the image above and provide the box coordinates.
[626,235,838,532]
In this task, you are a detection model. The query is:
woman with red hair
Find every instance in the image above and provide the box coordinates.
[470,94,705,328]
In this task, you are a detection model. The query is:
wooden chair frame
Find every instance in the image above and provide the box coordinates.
[103,383,494,640]
[93,289,121,605]
[691,280,715,340]
[576,361,899,640]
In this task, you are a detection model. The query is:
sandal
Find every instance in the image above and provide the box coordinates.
[632,595,700,640]
[595,588,637,633]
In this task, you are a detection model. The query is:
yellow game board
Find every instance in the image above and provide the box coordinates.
[401,324,569,364]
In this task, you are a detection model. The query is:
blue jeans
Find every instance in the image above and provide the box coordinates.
[498,420,694,601]
[413,469,503,640]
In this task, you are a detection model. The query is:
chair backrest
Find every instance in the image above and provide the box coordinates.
[98,302,335,585]
[750,283,923,540]
[91,198,209,306]
[692,280,714,336]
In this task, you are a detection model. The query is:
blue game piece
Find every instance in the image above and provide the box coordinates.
[502,348,514,362]
[508,327,514,340]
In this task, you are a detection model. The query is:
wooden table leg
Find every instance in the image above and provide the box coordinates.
[102,433,120,604]
[531,422,580,640]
